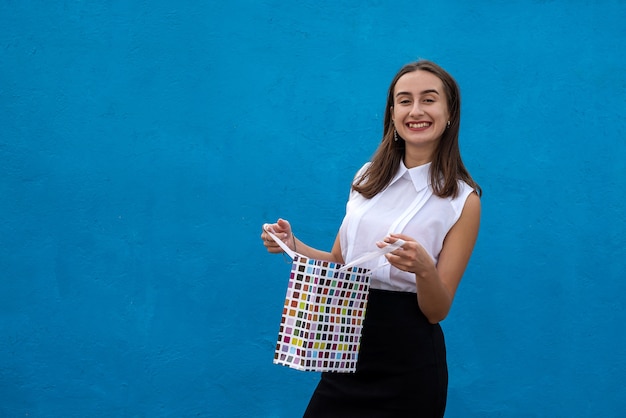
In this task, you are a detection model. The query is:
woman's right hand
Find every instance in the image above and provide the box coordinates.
[261,218,294,254]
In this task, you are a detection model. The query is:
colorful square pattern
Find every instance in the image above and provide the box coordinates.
[274,255,371,373]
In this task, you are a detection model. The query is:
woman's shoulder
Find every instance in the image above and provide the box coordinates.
[447,180,477,215]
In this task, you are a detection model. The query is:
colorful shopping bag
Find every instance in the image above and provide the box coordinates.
[265,228,404,373]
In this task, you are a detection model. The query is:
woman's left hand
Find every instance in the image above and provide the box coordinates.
[377,233,436,275]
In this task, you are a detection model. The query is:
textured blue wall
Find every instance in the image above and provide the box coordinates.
[1,1,625,417]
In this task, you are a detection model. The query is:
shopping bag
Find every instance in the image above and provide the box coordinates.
[265,228,404,373]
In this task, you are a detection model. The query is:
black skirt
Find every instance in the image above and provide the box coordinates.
[303,289,448,418]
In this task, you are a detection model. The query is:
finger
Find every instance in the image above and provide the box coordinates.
[261,233,272,243]
[264,240,281,251]
[264,223,280,235]
[277,218,291,231]
[388,233,416,244]
[262,224,288,242]
[386,253,408,270]
[262,224,274,241]
[383,236,406,248]
[385,253,401,264]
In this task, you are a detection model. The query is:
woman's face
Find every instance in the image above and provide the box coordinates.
[391,70,450,152]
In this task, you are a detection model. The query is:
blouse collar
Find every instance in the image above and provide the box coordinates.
[389,160,432,192]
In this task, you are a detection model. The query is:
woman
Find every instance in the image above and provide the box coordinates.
[262,60,481,417]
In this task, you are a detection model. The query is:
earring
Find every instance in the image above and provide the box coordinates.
[394,129,399,142]
[446,120,451,128]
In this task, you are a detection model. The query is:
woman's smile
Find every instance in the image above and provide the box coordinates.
[407,121,432,130]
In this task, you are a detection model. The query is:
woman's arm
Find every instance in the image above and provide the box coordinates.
[382,192,481,323]
[261,218,344,264]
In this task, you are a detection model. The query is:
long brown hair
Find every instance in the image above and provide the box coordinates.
[353,60,481,198]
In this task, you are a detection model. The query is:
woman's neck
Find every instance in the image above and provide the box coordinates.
[403,146,434,168]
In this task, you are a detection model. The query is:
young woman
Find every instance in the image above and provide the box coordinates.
[261,60,481,417]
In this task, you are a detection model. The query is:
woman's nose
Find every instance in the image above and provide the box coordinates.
[409,103,424,117]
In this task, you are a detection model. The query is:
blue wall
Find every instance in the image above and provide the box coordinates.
[2,1,625,416]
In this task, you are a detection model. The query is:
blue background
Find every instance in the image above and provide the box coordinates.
[2,1,625,416]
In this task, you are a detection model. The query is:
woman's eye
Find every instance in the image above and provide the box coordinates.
[423,98,435,103]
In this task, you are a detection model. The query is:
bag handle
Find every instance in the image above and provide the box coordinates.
[336,239,405,272]
[263,226,297,259]
[263,225,404,272]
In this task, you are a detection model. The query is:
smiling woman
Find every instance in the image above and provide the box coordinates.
[261,60,481,417]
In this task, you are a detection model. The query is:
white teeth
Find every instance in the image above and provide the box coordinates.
[408,122,430,128]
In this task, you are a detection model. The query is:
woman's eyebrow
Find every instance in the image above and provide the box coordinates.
[395,89,440,97]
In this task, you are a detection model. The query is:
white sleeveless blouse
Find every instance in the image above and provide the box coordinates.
[338,161,474,293]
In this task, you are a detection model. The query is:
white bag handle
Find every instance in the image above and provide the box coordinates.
[263,225,404,272]
[263,226,297,259]
[336,239,405,272]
